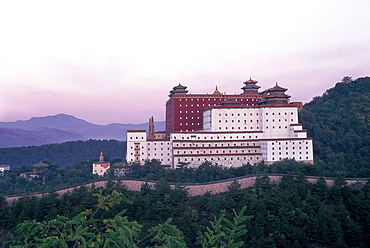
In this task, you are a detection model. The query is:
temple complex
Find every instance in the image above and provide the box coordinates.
[127,79,313,168]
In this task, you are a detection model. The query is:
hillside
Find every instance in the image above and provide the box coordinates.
[0,113,165,148]
[300,76,370,176]
[0,139,126,168]
[2,175,370,247]
[0,127,84,148]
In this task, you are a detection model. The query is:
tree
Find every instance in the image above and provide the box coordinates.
[8,189,140,247]
[341,76,353,84]
[149,218,187,248]
[197,206,253,248]
[7,189,190,248]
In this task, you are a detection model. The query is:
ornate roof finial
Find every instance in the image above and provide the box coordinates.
[213,86,222,95]
[99,152,104,162]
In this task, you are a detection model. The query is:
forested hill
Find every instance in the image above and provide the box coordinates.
[0,139,126,168]
[300,76,370,176]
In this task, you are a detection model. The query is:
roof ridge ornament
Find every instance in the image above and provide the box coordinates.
[213,85,222,95]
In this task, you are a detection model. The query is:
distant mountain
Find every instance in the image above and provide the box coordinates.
[0,114,165,148]
[0,114,92,131]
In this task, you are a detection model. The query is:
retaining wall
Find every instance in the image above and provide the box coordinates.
[4,175,368,204]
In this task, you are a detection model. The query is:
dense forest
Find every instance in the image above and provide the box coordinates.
[0,158,318,196]
[1,175,369,247]
[0,139,126,168]
[299,76,370,177]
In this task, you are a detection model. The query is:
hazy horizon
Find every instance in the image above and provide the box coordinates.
[1,1,369,125]
[0,112,166,125]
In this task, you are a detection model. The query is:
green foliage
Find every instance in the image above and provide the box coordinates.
[299,76,370,176]
[149,218,187,248]
[2,176,370,247]
[8,189,140,248]
[94,188,130,211]
[0,161,98,195]
[121,159,322,188]
[198,207,252,248]
[0,139,126,168]
[125,159,165,179]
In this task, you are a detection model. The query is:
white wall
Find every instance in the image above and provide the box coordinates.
[260,139,313,164]
[126,131,147,164]
[127,104,313,169]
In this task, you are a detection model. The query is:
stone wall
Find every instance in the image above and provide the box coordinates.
[4,175,368,204]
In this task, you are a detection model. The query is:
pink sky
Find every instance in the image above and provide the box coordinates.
[1,0,369,125]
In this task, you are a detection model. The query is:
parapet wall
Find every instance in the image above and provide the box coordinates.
[4,175,368,204]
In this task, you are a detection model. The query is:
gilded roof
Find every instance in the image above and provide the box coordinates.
[244,77,258,84]
[174,83,187,89]
[268,83,287,92]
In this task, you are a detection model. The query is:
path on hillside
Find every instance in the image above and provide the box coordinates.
[5,174,368,204]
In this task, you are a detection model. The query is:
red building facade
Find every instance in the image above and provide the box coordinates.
[165,79,266,135]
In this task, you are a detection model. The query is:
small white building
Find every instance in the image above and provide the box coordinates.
[0,165,10,175]
[92,152,111,176]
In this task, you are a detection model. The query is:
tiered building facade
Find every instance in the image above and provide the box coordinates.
[127,79,313,169]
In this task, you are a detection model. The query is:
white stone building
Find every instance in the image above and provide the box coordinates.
[126,81,313,168]
[0,165,10,175]
[92,152,111,176]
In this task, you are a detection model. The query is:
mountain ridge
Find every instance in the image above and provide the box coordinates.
[0,114,165,148]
